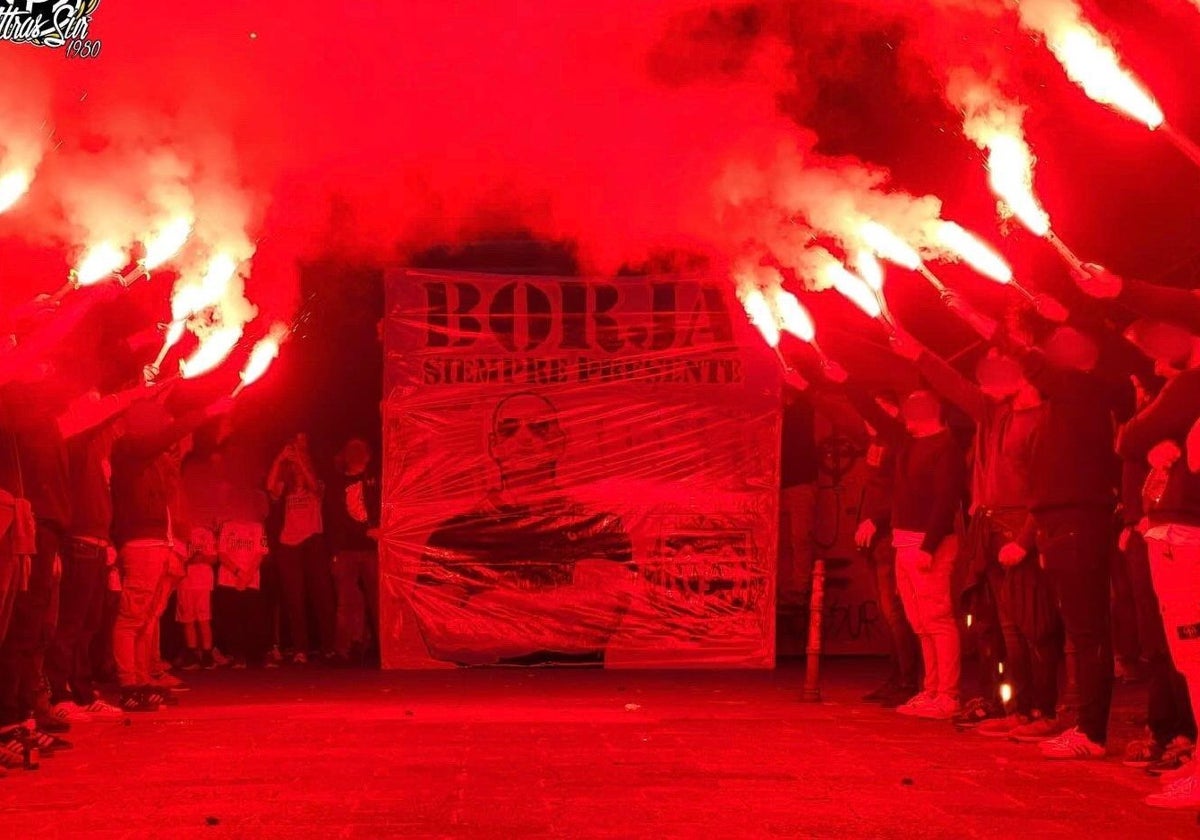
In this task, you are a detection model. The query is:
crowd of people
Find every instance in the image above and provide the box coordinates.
[0,284,381,775]
[8,256,1200,817]
[788,262,1200,811]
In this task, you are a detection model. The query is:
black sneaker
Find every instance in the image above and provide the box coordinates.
[28,729,71,754]
[951,697,1003,729]
[0,736,21,770]
[179,650,202,672]
[201,650,217,670]
[120,688,159,713]
[0,729,24,767]
[863,680,899,703]
[878,684,920,708]
[1146,742,1195,776]
[143,687,178,707]
[34,715,70,734]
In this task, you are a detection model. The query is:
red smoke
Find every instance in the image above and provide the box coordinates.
[0,0,1196,336]
[0,1,808,321]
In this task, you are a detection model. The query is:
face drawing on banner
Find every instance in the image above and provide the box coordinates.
[412,391,635,666]
[488,393,567,481]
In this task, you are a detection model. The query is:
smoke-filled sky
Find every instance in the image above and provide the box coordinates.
[0,0,1198,328]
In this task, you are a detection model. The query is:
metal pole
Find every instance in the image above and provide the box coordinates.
[1009,280,1038,303]
[917,265,948,295]
[1044,230,1086,275]
[802,555,826,702]
[1160,123,1200,171]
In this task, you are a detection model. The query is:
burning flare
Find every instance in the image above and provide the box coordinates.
[937,223,1013,284]
[73,242,128,287]
[739,286,780,349]
[987,134,1050,236]
[852,251,884,292]
[860,222,921,271]
[824,262,882,319]
[769,289,815,344]
[1017,0,1163,129]
[179,326,242,379]
[236,323,289,392]
[155,254,241,368]
[143,217,193,270]
[0,170,31,214]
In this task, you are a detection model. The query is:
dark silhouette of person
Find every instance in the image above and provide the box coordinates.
[414,392,634,665]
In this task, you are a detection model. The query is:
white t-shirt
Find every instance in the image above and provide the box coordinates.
[182,526,217,591]
[280,486,323,546]
[217,521,267,590]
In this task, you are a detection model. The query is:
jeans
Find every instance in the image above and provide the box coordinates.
[867,534,919,687]
[0,526,60,725]
[46,538,108,705]
[277,536,336,655]
[1034,507,1115,744]
[894,530,961,698]
[1145,525,1200,749]
[334,549,379,657]
[112,543,174,689]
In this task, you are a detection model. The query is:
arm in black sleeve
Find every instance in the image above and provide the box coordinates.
[921,436,965,554]
[842,382,904,444]
[1119,279,1200,334]
[121,408,209,460]
[0,285,121,387]
[914,351,989,422]
[806,388,868,447]
[1012,346,1074,399]
[1116,370,1200,460]
[1048,296,1158,391]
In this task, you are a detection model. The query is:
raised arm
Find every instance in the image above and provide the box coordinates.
[914,351,989,422]
[1117,370,1200,461]
[57,383,160,440]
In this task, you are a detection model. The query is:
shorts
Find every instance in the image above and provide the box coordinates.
[176,587,212,623]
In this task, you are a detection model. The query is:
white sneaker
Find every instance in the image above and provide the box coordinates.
[1146,773,1200,809]
[1039,727,1106,760]
[896,691,937,717]
[915,694,961,720]
[79,699,124,721]
[50,701,91,723]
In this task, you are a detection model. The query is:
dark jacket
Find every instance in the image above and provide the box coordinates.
[325,470,381,553]
[914,351,1038,513]
[110,406,206,548]
[869,421,965,554]
[1117,366,1200,527]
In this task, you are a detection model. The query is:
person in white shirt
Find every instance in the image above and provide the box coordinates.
[176,525,217,670]
[267,434,333,663]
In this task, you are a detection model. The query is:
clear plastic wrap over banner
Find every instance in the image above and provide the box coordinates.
[381,270,780,668]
